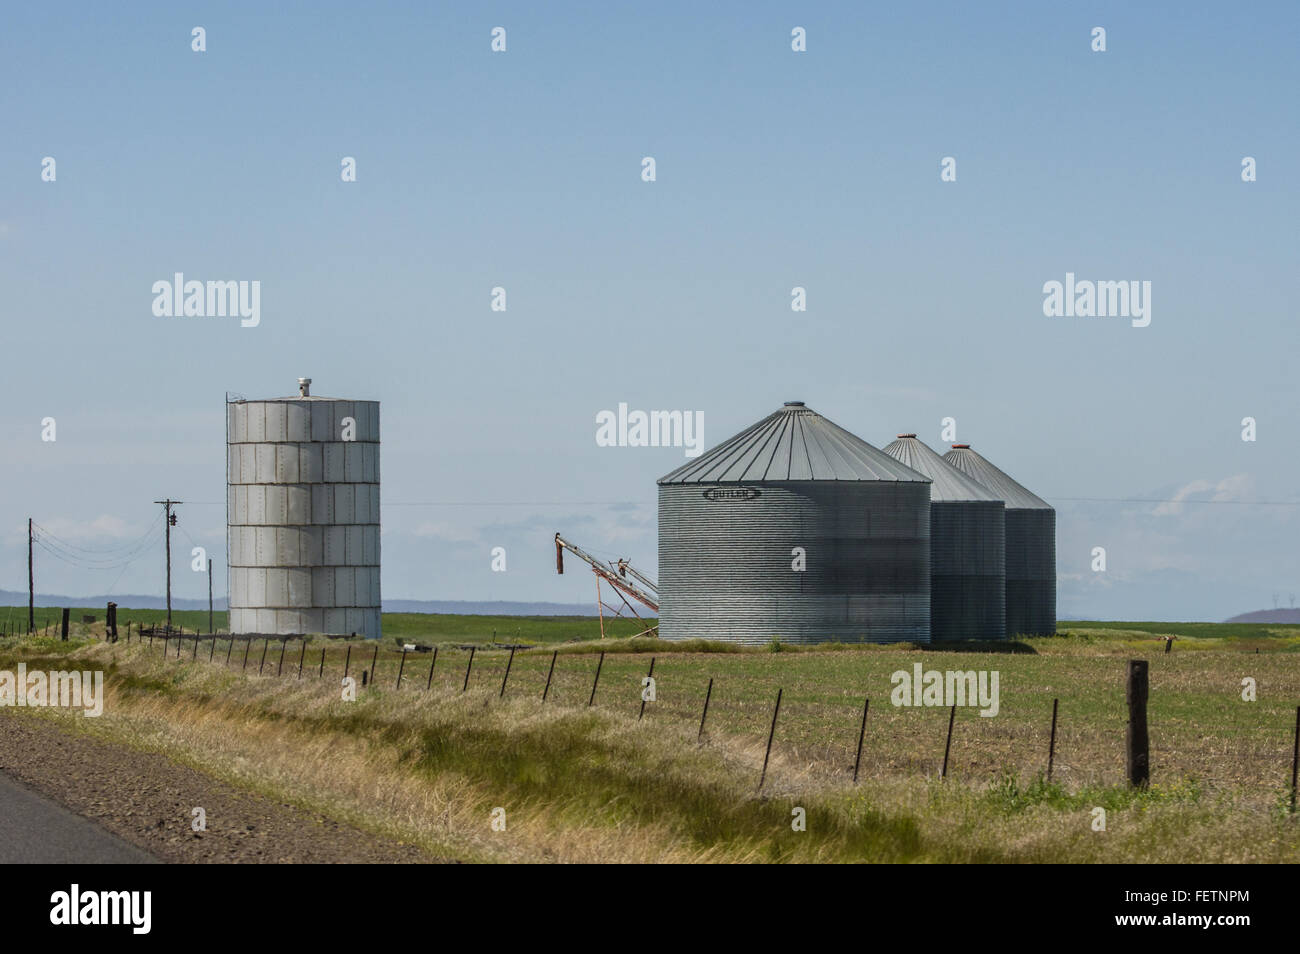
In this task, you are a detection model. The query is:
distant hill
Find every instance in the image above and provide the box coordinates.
[0,590,226,611]
[382,599,598,616]
[1223,608,1300,624]
[0,590,598,617]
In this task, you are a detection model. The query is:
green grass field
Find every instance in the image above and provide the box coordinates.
[0,605,226,636]
[1,612,1297,861]
[8,604,1299,652]
[1059,619,1300,651]
[0,607,648,644]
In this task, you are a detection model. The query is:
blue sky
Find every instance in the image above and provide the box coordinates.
[2,1,1297,620]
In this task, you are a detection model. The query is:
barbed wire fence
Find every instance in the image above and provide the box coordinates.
[58,625,1300,805]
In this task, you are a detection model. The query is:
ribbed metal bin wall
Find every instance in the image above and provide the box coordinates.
[1002,509,1055,637]
[942,445,1055,637]
[226,387,381,637]
[883,436,1005,641]
[657,403,931,645]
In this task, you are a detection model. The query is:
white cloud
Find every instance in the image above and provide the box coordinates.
[1152,473,1253,516]
[408,520,485,545]
[37,514,139,540]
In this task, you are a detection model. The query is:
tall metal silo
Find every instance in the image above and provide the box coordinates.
[942,444,1055,637]
[657,402,931,645]
[227,378,381,637]
[883,435,1005,641]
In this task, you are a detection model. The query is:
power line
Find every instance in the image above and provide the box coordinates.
[177,496,1300,508]
[31,511,164,554]
[32,521,163,566]
[33,530,161,564]
[33,532,161,571]
[33,529,160,565]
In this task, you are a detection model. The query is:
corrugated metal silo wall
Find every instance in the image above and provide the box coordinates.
[929,500,1006,640]
[227,399,381,637]
[1005,509,1055,636]
[658,481,930,644]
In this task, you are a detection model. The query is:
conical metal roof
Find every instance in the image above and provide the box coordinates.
[942,445,1052,511]
[882,435,1002,502]
[658,402,930,484]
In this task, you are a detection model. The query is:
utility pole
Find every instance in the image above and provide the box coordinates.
[27,518,34,634]
[208,558,214,634]
[154,499,183,627]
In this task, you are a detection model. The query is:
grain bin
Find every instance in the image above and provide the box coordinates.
[226,379,381,637]
[883,435,1005,641]
[942,444,1055,637]
[657,402,931,644]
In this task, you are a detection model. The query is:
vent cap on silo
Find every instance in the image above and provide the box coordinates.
[942,445,1052,510]
[883,435,1000,502]
[298,377,312,397]
[658,402,930,484]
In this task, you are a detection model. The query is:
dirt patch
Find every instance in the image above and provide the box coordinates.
[0,711,444,863]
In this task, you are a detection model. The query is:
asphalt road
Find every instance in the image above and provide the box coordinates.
[0,770,156,863]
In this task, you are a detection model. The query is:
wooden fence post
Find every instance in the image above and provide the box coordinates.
[638,656,656,721]
[1047,698,1059,782]
[396,648,407,689]
[697,677,713,743]
[852,697,870,783]
[541,650,557,702]
[758,688,783,792]
[588,652,604,706]
[1290,705,1299,814]
[463,647,475,692]
[1126,659,1150,788]
[941,704,956,779]
[426,646,438,690]
[499,646,515,697]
